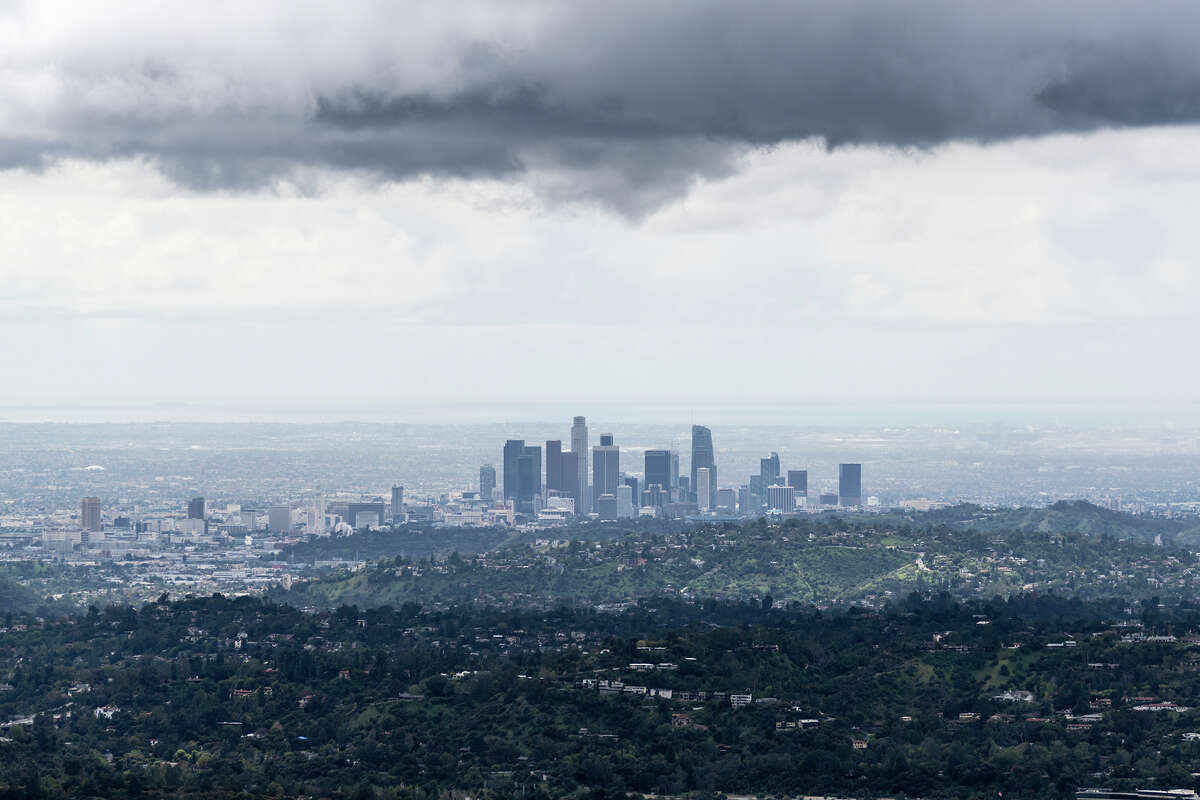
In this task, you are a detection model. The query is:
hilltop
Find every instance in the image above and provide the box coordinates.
[275,510,1200,611]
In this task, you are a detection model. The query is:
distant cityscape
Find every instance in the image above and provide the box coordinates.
[2,415,1199,603]
[493,418,865,525]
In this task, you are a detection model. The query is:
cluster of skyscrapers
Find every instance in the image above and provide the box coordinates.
[485,418,863,521]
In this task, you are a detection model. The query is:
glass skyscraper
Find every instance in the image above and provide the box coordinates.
[690,425,716,507]
[839,463,862,506]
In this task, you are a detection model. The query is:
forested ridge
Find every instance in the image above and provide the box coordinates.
[277,511,1200,611]
[3,592,1200,798]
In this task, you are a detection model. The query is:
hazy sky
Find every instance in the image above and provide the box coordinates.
[3,1,1199,422]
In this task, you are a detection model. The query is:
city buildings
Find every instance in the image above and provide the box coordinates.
[691,425,716,508]
[490,420,873,523]
[80,497,101,532]
[502,440,525,502]
[592,433,619,512]
[759,453,780,496]
[346,501,386,529]
[391,486,404,523]
[766,484,795,513]
[645,450,672,500]
[616,484,634,518]
[516,445,542,515]
[187,497,205,520]
[479,464,496,502]
[696,467,712,512]
[571,416,589,512]
[787,470,808,499]
[839,463,862,507]
[268,505,292,533]
[545,440,563,495]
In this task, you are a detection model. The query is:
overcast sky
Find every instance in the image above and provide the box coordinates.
[2,1,1199,424]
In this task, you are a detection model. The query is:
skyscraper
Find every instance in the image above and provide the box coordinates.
[308,491,326,533]
[759,453,780,492]
[545,440,563,493]
[187,497,205,520]
[515,445,542,514]
[502,439,525,502]
[559,451,582,511]
[269,505,292,533]
[479,464,496,502]
[787,470,808,497]
[695,467,712,512]
[80,497,101,532]
[623,475,640,510]
[571,416,589,511]
[645,450,671,494]
[592,434,619,512]
[690,425,716,507]
[391,486,404,522]
[616,484,634,518]
[839,463,862,507]
[596,494,618,521]
[766,484,795,512]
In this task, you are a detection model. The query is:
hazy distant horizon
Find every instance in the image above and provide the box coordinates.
[4,401,1200,429]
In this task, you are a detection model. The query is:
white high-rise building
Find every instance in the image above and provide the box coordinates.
[766,484,795,513]
[616,484,634,518]
[308,492,326,535]
[696,467,712,512]
[571,415,589,513]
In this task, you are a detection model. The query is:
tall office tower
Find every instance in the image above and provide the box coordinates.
[502,439,525,502]
[309,492,326,533]
[597,494,618,521]
[545,440,563,493]
[592,434,619,512]
[623,476,640,510]
[80,497,101,532]
[616,484,634,518]
[670,452,680,493]
[839,463,862,507]
[695,467,712,511]
[690,425,716,506]
[759,453,781,493]
[715,487,737,513]
[187,497,205,520]
[571,416,589,507]
[644,450,672,495]
[479,464,497,502]
[268,505,292,533]
[558,451,582,512]
[515,444,542,514]
[766,484,795,513]
[391,486,404,522]
[787,470,808,498]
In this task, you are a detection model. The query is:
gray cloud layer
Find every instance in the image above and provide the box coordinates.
[5,0,1200,211]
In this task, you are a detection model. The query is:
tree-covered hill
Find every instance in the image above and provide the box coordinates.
[2,592,1200,798]
[870,500,1200,543]
[275,514,1200,612]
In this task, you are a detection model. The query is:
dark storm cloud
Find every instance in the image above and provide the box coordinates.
[6,0,1200,211]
